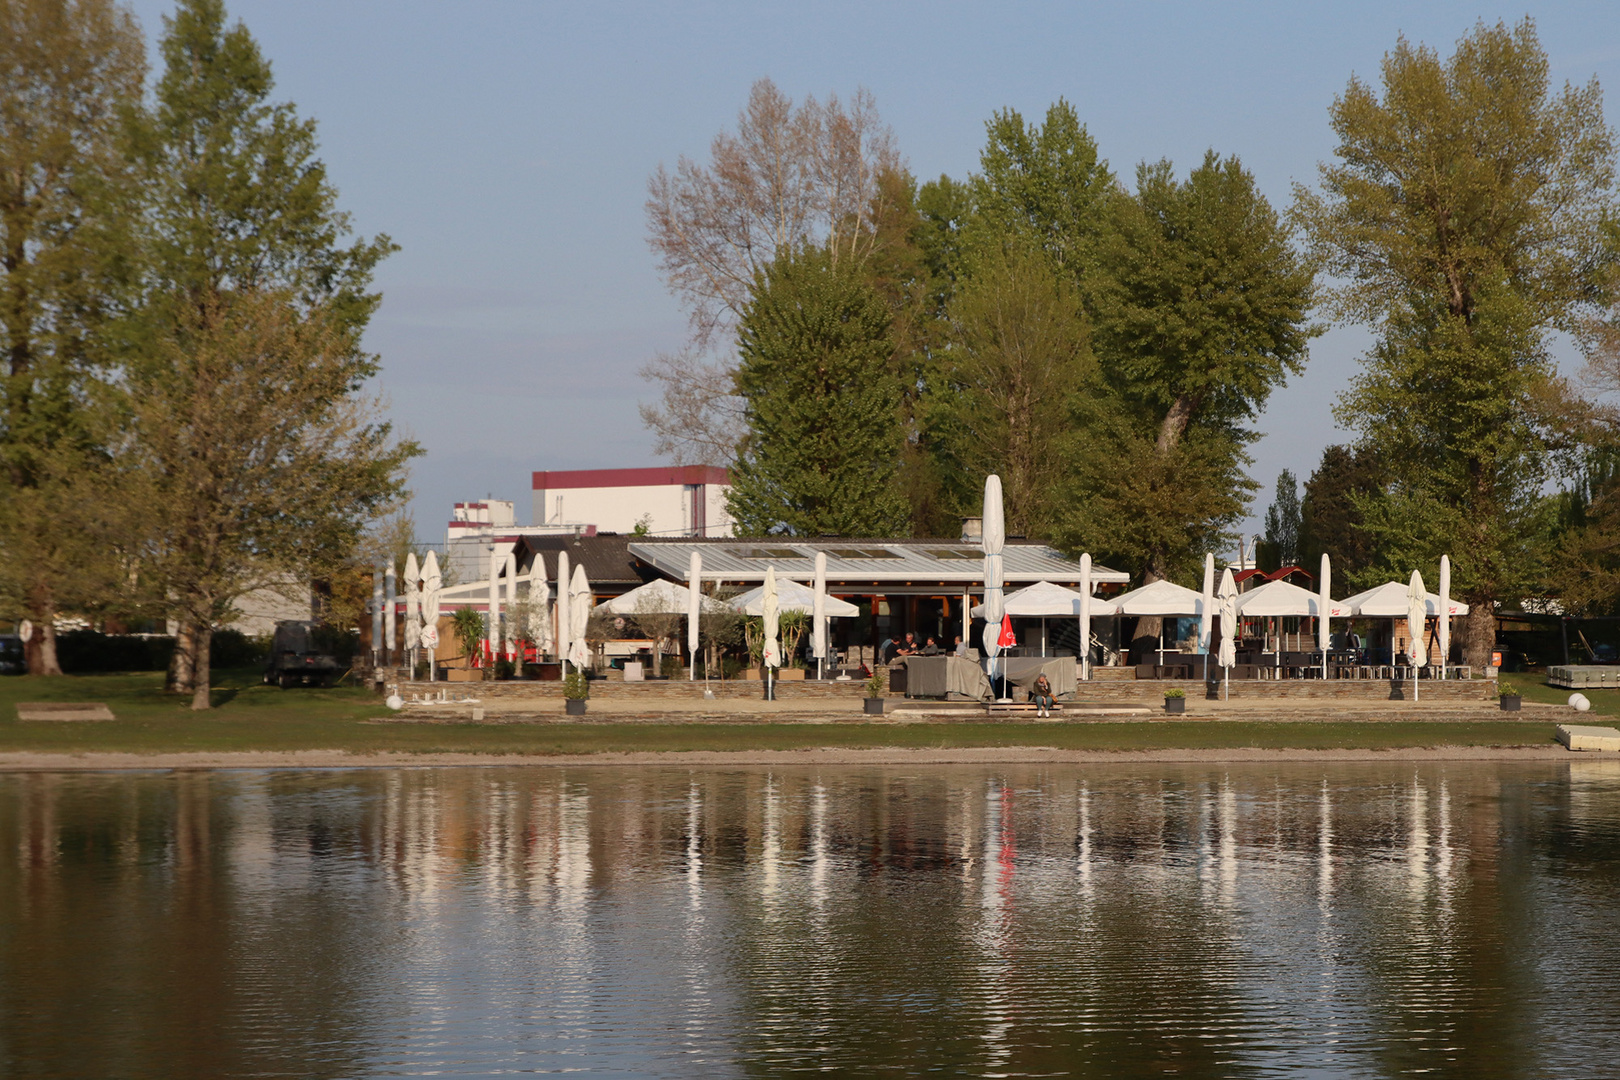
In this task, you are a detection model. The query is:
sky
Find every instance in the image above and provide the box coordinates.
[124,1,1620,544]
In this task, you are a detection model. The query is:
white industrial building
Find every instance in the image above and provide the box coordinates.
[532,466,733,538]
[442,469,733,586]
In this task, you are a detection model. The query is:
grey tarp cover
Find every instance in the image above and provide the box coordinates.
[997,656,1078,700]
[903,656,992,700]
[905,655,1077,701]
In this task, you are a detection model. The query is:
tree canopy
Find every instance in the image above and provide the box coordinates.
[726,246,908,537]
[1296,17,1618,664]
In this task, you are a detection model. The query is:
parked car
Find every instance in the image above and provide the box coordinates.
[0,635,23,675]
[264,621,341,688]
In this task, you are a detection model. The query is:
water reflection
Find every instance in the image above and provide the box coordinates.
[1,762,1617,1078]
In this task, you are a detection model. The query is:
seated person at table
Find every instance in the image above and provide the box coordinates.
[896,632,919,656]
[953,635,970,658]
[921,636,941,656]
[1031,673,1056,718]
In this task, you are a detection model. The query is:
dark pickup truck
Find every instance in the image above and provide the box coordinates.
[264,621,342,688]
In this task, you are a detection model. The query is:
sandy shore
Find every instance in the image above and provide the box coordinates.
[0,744,1572,772]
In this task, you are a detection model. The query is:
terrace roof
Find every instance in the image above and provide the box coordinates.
[626,538,1130,588]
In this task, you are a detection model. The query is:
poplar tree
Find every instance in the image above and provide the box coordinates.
[1295,18,1617,665]
[1063,152,1315,587]
[129,0,408,707]
[0,0,144,673]
[727,247,908,537]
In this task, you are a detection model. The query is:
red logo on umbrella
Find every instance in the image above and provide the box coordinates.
[997,613,1017,648]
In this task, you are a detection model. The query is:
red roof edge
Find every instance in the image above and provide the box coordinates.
[532,466,729,490]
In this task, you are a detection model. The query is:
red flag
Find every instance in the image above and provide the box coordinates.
[997,613,1017,648]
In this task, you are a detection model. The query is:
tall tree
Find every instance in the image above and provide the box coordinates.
[0,0,144,673]
[1298,445,1386,584]
[1295,18,1617,665]
[642,79,905,465]
[1063,152,1316,585]
[1260,469,1302,570]
[726,246,908,537]
[929,243,1089,538]
[962,100,1114,282]
[130,0,406,705]
[126,291,410,709]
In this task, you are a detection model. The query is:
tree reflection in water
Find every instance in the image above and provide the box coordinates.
[0,761,1616,1078]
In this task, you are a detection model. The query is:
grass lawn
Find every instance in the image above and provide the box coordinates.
[0,669,1567,757]
[1513,677,1620,717]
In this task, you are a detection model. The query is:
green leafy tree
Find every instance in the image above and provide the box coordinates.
[127,0,410,706]
[0,0,145,673]
[726,246,908,536]
[929,243,1089,538]
[1298,445,1386,585]
[1062,152,1316,586]
[961,100,1115,280]
[1259,469,1301,570]
[1294,18,1617,665]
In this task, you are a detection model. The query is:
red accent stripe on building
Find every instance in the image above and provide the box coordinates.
[531,466,729,490]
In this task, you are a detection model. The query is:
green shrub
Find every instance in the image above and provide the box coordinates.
[661,655,682,679]
[1497,679,1519,698]
[865,668,886,698]
[1164,687,1186,699]
[563,671,589,700]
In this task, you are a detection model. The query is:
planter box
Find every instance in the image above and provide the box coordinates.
[1499,695,1522,712]
[778,669,805,681]
[446,669,483,683]
[565,698,587,716]
[1164,697,1186,714]
[864,697,885,716]
[742,669,761,681]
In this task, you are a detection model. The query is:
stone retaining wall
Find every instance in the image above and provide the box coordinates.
[398,678,882,700]
[397,675,1496,703]
[1076,678,1496,702]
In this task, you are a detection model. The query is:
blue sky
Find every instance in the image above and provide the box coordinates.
[125,1,1620,541]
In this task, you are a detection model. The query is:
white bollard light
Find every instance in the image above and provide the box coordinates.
[1569,693,1591,712]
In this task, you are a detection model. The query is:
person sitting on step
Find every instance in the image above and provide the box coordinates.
[1032,672,1056,718]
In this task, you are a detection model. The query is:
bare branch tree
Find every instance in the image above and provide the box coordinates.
[642,78,903,464]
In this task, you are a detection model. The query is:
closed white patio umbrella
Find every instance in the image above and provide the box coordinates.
[1407,570,1427,700]
[1319,553,1332,679]
[762,565,780,699]
[567,563,591,670]
[1080,554,1093,680]
[981,476,1006,692]
[385,560,397,659]
[420,551,442,681]
[1438,554,1451,679]
[813,550,828,679]
[404,553,420,659]
[1217,568,1238,700]
[688,550,702,681]
[555,551,571,671]
[528,565,552,657]
[1199,553,1215,654]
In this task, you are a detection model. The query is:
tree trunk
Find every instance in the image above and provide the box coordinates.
[24,587,63,676]
[1463,601,1495,671]
[168,622,195,692]
[190,624,213,710]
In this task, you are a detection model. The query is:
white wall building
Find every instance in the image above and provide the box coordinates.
[532,466,733,538]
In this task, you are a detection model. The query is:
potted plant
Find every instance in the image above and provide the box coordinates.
[1498,679,1522,712]
[864,669,886,715]
[1164,687,1186,714]
[563,670,589,715]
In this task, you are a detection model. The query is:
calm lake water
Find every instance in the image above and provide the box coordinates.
[1,761,1618,1078]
